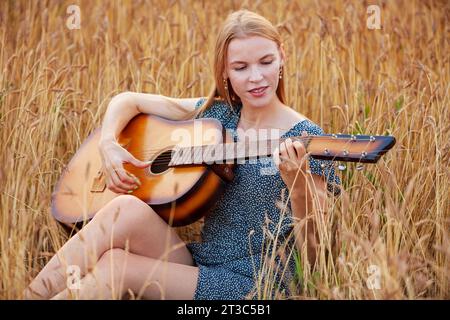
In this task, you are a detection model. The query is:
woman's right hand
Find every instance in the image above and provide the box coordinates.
[98,139,151,194]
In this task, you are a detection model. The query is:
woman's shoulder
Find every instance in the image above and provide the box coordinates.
[195,97,229,109]
[195,97,235,119]
[300,119,325,135]
[279,106,322,135]
[288,112,325,137]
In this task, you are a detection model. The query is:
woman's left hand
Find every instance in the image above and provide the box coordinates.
[273,131,311,192]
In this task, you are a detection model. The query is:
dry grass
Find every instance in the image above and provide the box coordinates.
[0,0,448,299]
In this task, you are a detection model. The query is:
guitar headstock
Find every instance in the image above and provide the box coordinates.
[303,134,396,163]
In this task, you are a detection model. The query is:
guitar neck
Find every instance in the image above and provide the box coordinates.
[169,134,396,166]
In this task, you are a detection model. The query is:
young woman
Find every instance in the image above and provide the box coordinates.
[24,9,340,300]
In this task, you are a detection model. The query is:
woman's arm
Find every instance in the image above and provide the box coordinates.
[273,135,329,267]
[100,92,203,144]
[98,92,203,193]
[290,174,328,266]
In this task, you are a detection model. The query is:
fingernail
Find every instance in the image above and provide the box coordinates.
[134,185,139,189]
[127,190,133,194]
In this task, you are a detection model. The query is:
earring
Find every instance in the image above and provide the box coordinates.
[223,78,228,90]
[279,66,283,79]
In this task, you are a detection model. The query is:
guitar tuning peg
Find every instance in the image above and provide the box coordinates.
[356,164,364,171]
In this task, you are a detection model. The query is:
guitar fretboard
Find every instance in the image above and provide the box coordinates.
[166,133,395,165]
[169,137,312,165]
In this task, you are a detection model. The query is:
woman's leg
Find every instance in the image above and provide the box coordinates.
[24,195,195,299]
[51,248,199,300]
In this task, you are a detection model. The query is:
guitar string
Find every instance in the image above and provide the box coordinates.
[127,136,317,161]
[122,150,372,167]
[124,147,375,166]
[124,137,377,163]
[122,136,377,158]
[127,148,374,166]
[130,136,309,154]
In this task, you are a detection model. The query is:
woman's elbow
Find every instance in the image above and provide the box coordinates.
[109,91,136,109]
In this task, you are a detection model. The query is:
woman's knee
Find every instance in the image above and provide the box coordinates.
[94,195,156,227]
[89,195,158,246]
[96,248,130,295]
[97,248,131,279]
[99,248,128,268]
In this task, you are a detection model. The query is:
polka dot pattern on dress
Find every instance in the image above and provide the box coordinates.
[186,98,341,300]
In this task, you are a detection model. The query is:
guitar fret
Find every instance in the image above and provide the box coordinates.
[184,146,193,164]
[189,146,197,164]
[203,144,216,164]
[250,140,259,158]
[225,142,235,163]
[214,144,224,164]
[170,149,178,166]
[193,145,202,164]
[190,146,197,164]
[201,145,208,163]
[236,141,246,163]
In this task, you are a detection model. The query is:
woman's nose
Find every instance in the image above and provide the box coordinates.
[249,66,263,82]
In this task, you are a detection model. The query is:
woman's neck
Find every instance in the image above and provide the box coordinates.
[239,98,285,130]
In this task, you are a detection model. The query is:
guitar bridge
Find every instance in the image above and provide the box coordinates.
[91,169,106,193]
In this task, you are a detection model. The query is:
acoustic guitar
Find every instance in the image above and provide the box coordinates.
[51,114,396,228]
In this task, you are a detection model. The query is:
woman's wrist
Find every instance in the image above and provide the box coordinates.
[99,136,118,149]
[288,180,312,199]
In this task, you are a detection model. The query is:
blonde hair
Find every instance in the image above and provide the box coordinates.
[185,9,286,120]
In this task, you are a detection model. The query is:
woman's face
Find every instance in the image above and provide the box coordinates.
[224,35,284,108]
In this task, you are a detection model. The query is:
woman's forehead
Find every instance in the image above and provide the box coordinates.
[227,36,278,62]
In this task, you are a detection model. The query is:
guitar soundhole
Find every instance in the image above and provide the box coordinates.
[150,150,173,174]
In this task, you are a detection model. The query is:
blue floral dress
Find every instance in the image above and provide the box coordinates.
[186,98,341,300]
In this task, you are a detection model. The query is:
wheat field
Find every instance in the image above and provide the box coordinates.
[0,0,448,299]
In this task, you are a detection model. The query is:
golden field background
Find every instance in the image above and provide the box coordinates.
[0,0,448,299]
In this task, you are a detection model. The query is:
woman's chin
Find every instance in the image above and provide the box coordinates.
[244,93,274,106]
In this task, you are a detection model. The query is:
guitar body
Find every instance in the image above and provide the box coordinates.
[51,114,235,227]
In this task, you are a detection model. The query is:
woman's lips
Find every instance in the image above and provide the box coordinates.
[248,86,268,93]
[249,86,268,97]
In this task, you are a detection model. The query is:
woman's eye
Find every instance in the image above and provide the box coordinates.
[234,61,273,71]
